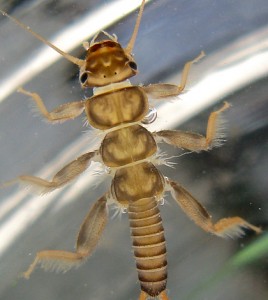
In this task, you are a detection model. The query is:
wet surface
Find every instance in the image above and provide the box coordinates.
[0,0,268,299]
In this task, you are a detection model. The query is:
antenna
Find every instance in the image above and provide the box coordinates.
[0,9,84,67]
[125,0,146,54]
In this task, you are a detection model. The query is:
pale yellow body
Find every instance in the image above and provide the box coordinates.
[1,1,261,299]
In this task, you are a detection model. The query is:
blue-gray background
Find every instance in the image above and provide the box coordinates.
[0,0,267,299]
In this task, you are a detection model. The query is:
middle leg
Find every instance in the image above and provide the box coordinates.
[5,151,98,194]
[155,102,230,151]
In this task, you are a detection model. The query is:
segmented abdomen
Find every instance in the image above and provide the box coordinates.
[128,197,167,297]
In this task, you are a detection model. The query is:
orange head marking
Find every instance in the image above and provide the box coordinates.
[0,0,146,89]
[79,0,146,88]
[79,37,138,88]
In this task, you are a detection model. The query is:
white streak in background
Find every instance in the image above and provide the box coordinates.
[0,0,151,103]
[0,133,101,256]
[1,47,268,256]
[149,49,268,132]
[1,4,268,257]
[0,175,98,257]
[148,25,268,131]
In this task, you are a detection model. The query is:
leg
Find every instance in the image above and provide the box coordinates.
[5,151,98,194]
[159,290,169,300]
[138,291,147,300]
[138,290,169,300]
[168,180,261,238]
[18,87,85,123]
[23,195,108,278]
[142,51,205,98]
[155,102,230,151]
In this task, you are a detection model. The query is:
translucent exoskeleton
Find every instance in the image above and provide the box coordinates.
[0,1,262,299]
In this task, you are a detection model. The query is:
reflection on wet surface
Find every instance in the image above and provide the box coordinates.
[0,0,267,299]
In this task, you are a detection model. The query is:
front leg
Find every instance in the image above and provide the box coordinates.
[23,195,108,278]
[155,102,230,151]
[142,51,205,98]
[167,180,261,238]
[18,87,85,123]
[5,151,98,194]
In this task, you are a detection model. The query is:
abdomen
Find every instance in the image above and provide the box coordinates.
[129,197,167,297]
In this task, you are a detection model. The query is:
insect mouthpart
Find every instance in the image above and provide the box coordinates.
[80,40,138,87]
[1,0,261,299]
[89,40,118,53]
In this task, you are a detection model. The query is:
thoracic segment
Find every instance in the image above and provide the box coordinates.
[4,1,261,299]
[101,124,157,167]
[95,85,167,297]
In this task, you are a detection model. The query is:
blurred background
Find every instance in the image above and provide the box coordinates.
[0,0,267,299]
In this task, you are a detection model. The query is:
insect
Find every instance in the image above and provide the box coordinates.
[1,1,262,299]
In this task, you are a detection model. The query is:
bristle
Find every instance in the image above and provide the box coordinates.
[216,225,246,239]
[18,177,56,195]
[40,257,83,273]
[210,114,228,149]
[215,217,262,238]
[154,152,177,169]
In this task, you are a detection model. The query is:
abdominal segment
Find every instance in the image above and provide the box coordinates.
[96,85,167,297]
[111,160,167,297]
[129,197,167,297]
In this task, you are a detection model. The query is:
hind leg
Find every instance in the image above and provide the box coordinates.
[23,195,108,278]
[168,180,261,238]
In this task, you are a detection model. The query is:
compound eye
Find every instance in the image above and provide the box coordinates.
[128,61,137,71]
[79,72,89,85]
